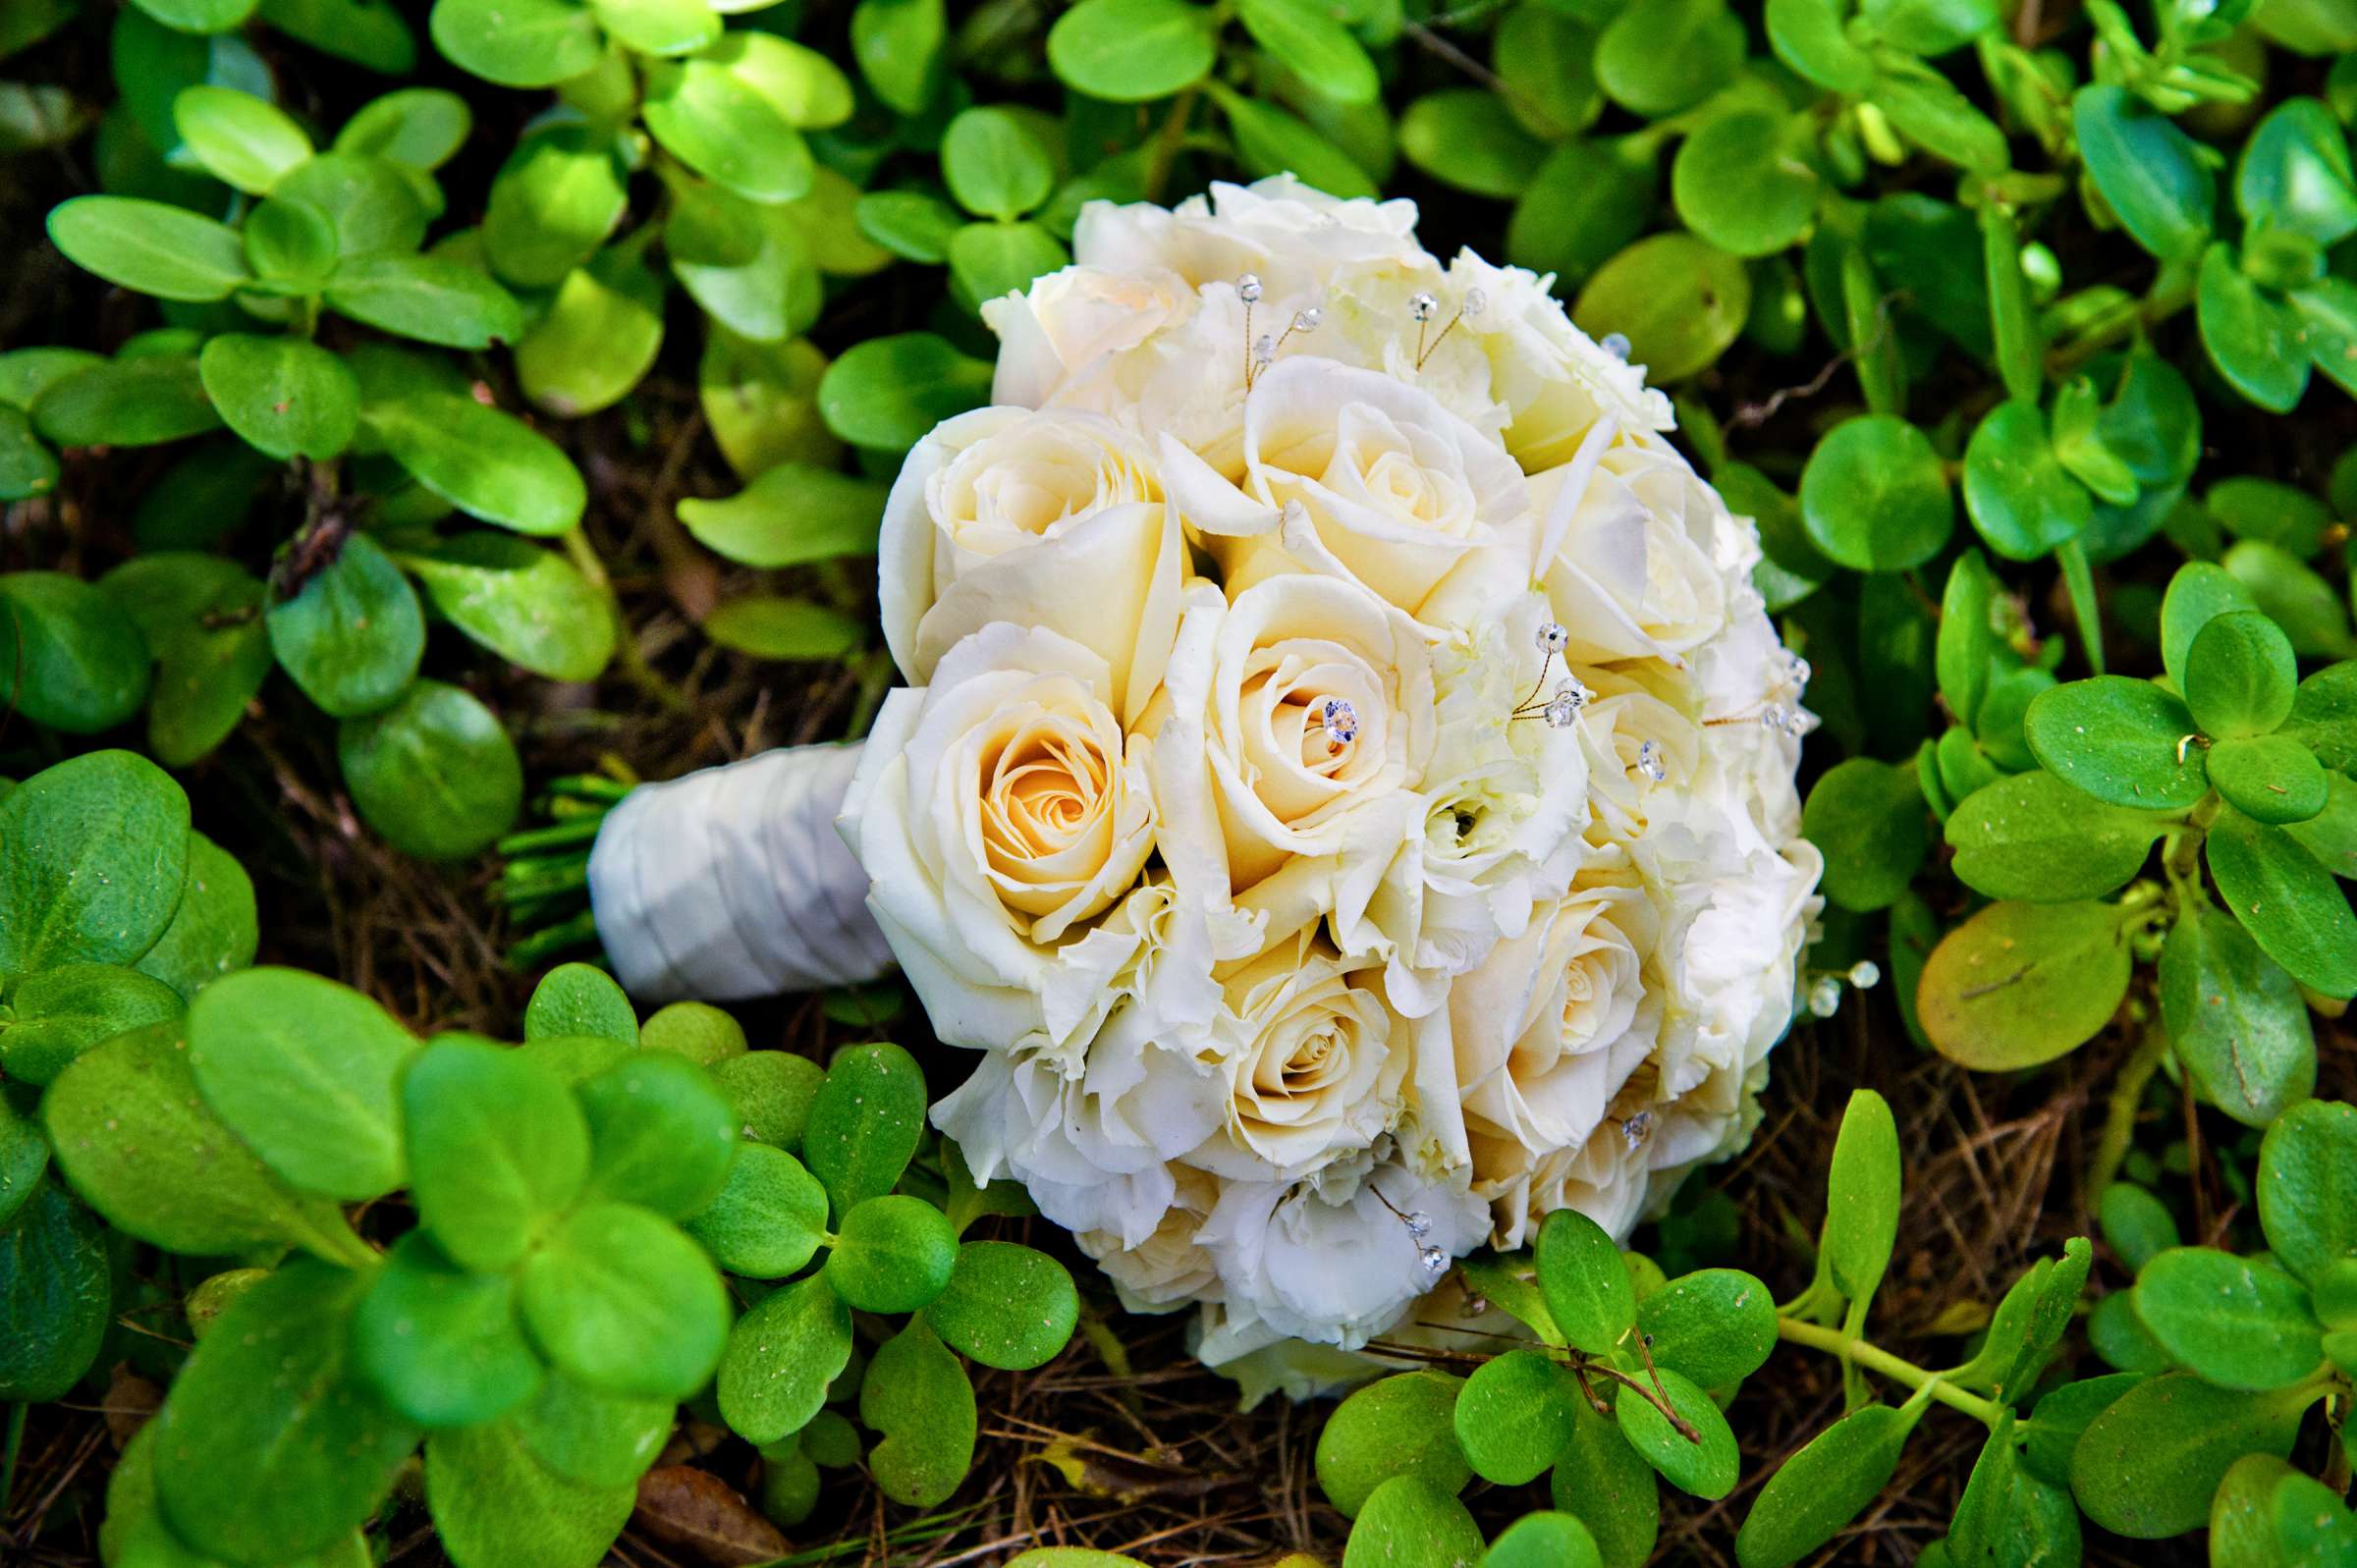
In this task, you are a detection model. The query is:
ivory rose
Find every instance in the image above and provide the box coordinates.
[877,406,1181,723]
[1074,176,1431,304]
[1527,433,1735,667]
[842,623,1155,1051]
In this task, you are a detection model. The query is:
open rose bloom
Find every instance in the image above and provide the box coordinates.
[596,177,1824,1371]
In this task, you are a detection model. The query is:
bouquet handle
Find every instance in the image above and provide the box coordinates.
[585,742,896,1001]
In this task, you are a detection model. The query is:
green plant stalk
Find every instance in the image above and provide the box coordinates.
[1776,1317,2007,1427]
[0,1401,24,1517]
[560,527,692,717]
[2089,1019,2170,1198]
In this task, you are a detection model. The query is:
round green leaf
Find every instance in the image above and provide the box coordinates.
[45,195,250,302]
[678,463,886,570]
[423,1419,635,1568]
[1671,111,1820,258]
[0,749,188,975]
[1944,769,2166,901]
[100,553,273,767]
[428,0,603,87]
[1594,0,1742,116]
[640,1001,745,1066]
[1800,414,1954,572]
[1536,1206,1634,1356]
[509,1375,673,1488]
[1766,0,1874,91]
[398,532,617,682]
[265,531,425,718]
[923,1240,1079,1371]
[1734,1403,1912,1568]
[0,571,152,734]
[715,1051,824,1150]
[523,962,637,1047]
[274,149,429,258]
[327,253,524,350]
[818,332,992,453]
[338,679,522,860]
[1453,1349,1577,1487]
[1961,400,2094,561]
[1343,1476,1487,1568]
[717,1273,854,1444]
[2160,904,2316,1128]
[2073,84,2216,262]
[335,87,471,170]
[1550,1394,1659,1567]
[1918,899,2136,1070]
[2023,676,2209,810]
[1485,1513,1602,1568]
[590,0,719,53]
[0,1183,110,1403]
[2236,97,2357,248]
[940,106,1054,222]
[1316,1371,1470,1520]
[483,127,629,290]
[362,388,585,536]
[153,1262,421,1564]
[2199,243,2310,413]
[32,354,220,448]
[2259,1100,2357,1285]
[1638,1269,1778,1389]
[859,1320,977,1507]
[188,965,415,1200]
[2209,733,2330,824]
[1235,0,1378,106]
[1507,135,1656,295]
[2185,610,2299,739]
[1214,87,1380,199]
[172,84,312,194]
[198,333,358,461]
[850,0,946,114]
[576,1052,740,1218]
[0,1098,48,1229]
[1802,757,1929,912]
[803,1041,926,1214]
[521,1202,730,1400]
[642,34,843,203]
[355,1232,546,1428]
[684,1142,827,1278]
[405,1037,589,1272]
[1046,0,1215,102]
[827,1193,957,1313]
[2069,1372,2310,1539]
[2207,807,2357,998]
[1615,1369,1738,1499]
[2133,1248,2324,1392]
[1572,232,1750,383]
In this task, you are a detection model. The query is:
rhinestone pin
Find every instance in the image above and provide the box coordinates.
[1404,1210,1433,1240]
[1537,621,1569,655]
[1293,307,1322,332]
[1320,696,1359,748]
[1848,960,1882,990]
[1620,1109,1654,1151]
[1763,704,1790,732]
[1808,975,1843,1018]
[1601,331,1631,359]
[1409,292,1438,322]
[1636,739,1667,783]
[1237,273,1263,303]
[1418,1244,1451,1279]
[1461,287,1487,318]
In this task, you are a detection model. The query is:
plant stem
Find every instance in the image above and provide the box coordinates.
[1,1401,25,1518]
[561,527,692,717]
[2089,1021,2169,1199]
[1777,1317,2007,1427]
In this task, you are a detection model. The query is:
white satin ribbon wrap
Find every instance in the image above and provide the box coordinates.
[586,742,896,1001]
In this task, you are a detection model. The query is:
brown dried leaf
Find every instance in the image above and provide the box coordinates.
[632,1464,793,1567]
[1029,1433,1229,1504]
[102,1366,162,1449]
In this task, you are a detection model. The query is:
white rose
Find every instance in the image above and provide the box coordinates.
[1147,576,1436,924]
[980,262,1195,411]
[1192,1154,1487,1357]
[877,406,1181,724]
[842,624,1156,1051]
[1529,434,1733,666]
[1075,177,1432,301]
[1163,355,1533,623]
[1077,1162,1224,1314]
[1190,928,1406,1182]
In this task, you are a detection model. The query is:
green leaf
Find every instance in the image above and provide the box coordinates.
[1593,0,1742,116]
[423,1420,636,1568]
[859,1319,977,1507]
[172,83,311,194]
[44,1020,365,1262]
[520,1202,730,1400]
[515,251,665,418]
[405,1037,589,1272]
[0,1099,47,1228]
[855,189,963,265]
[198,334,359,461]
[2133,1248,2324,1391]
[362,388,585,536]
[327,253,524,350]
[947,220,1069,307]
[1734,1404,1913,1568]
[336,88,470,171]
[0,1183,110,1402]
[0,749,188,975]
[2073,84,2216,261]
[2259,1099,2357,1285]
[1871,62,2007,171]
[1800,414,1953,572]
[188,965,414,1201]
[397,532,617,682]
[683,1142,827,1278]
[2206,806,2357,997]
[275,150,430,258]
[428,0,602,87]
[2162,562,2260,690]
[678,463,885,570]
[941,106,1054,221]
[2200,243,2311,412]
[1236,0,1377,105]
[339,678,523,861]
[1945,770,2166,900]
[2186,610,2299,739]
[2023,677,2209,810]
[818,332,994,453]
[2285,774,2357,878]
[1506,135,1656,294]
[1317,1371,1470,1520]
[643,34,848,203]
[1550,1394,1659,1568]
[355,1232,546,1428]
[669,187,823,344]
[802,1041,926,1215]
[100,553,273,767]
[265,530,426,718]
[1,570,151,736]
[577,1052,740,1218]
[154,1263,421,1564]
[1820,1088,1899,1304]
[509,1375,672,1488]
[483,127,629,290]
[129,0,260,29]
[923,1240,1079,1370]
[1570,232,1750,383]
[1947,1419,2081,1568]
[2291,276,2357,399]
[715,1051,825,1150]
[590,0,718,53]
[130,832,255,1002]
[1637,1270,1778,1389]
[1801,757,1928,912]
[1484,1513,1603,1568]
[254,0,416,74]
[32,353,221,447]
[1344,1476,1487,1568]
[717,1272,854,1443]
[2019,1372,2143,1487]
[1766,0,1874,92]
[1917,899,2136,1069]
[2068,1372,2312,1538]
[1615,1368,1737,1499]
[851,0,945,114]
[2222,539,2355,662]
[1961,401,2094,562]
[1046,0,1214,101]
[818,1194,952,1314]
[2099,1184,2180,1275]
[641,1001,745,1066]
[0,407,56,503]
[1454,1349,1578,1487]
[2236,97,2357,247]
[1536,1206,1635,1355]
[45,195,250,302]
[1671,111,1821,259]
[1,956,180,1086]
[2209,733,2330,824]
[2161,904,2316,1127]
[523,962,637,1048]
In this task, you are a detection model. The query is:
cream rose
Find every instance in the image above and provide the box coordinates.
[1077,1163,1224,1314]
[1163,356,1532,623]
[1528,434,1734,667]
[981,263,1195,410]
[877,406,1181,725]
[1075,176,1432,303]
[842,623,1156,1051]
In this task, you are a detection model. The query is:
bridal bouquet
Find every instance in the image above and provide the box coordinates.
[824,178,1824,1366]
